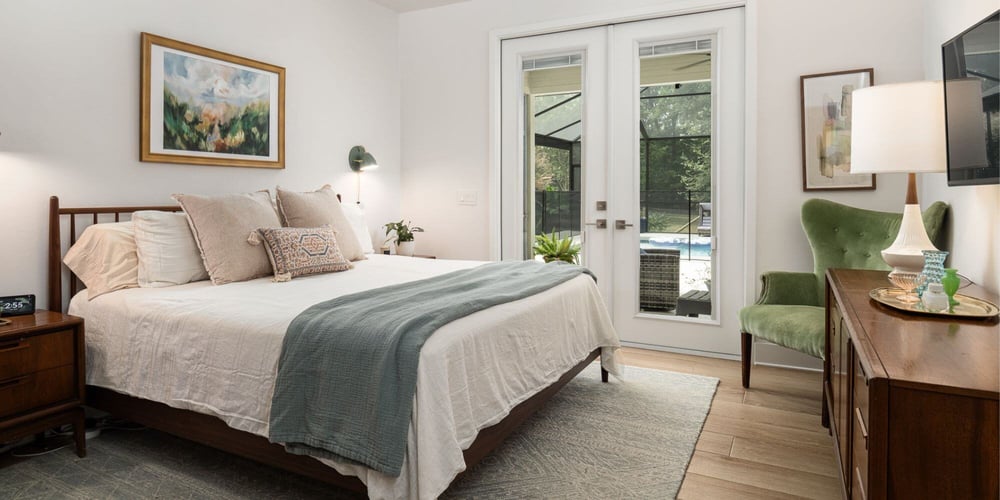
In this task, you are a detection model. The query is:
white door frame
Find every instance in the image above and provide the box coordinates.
[488,0,759,358]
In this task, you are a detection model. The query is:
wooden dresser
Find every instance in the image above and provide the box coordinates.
[825,269,998,499]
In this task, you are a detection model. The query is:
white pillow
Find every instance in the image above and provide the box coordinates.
[133,211,210,287]
[63,222,138,299]
[341,203,375,254]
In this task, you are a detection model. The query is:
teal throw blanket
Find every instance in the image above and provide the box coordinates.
[268,260,593,476]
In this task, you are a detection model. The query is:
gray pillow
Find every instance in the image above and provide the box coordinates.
[173,191,281,285]
[275,185,366,261]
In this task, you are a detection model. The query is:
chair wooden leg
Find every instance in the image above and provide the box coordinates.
[741,331,752,388]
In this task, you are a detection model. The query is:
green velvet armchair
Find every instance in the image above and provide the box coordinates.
[738,199,948,393]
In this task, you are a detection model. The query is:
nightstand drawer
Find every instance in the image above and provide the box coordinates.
[0,329,75,380]
[0,365,77,419]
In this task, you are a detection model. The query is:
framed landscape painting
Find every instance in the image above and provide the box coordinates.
[800,68,875,191]
[141,33,285,169]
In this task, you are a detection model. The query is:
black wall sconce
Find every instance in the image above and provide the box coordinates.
[348,145,379,204]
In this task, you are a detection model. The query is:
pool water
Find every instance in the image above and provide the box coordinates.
[640,233,712,260]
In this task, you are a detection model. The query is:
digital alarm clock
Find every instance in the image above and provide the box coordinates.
[0,294,36,316]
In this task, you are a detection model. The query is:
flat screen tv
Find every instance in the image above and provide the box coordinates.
[942,10,999,186]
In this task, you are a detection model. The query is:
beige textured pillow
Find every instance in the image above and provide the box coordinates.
[173,191,281,285]
[62,221,138,299]
[257,226,352,281]
[133,211,209,287]
[275,185,365,261]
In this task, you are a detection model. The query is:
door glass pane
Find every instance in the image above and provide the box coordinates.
[637,42,713,317]
[522,57,583,262]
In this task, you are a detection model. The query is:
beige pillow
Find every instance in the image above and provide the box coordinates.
[63,222,138,299]
[133,211,210,287]
[275,185,366,261]
[257,226,352,281]
[173,191,281,285]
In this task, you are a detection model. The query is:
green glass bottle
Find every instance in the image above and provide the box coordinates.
[940,268,961,313]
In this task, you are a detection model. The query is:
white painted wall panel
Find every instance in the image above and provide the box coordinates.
[921,0,999,294]
[0,0,402,306]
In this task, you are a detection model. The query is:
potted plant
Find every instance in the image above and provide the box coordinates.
[384,220,424,256]
[532,231,581,264]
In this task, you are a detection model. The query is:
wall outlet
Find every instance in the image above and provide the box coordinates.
[457,190,478,206]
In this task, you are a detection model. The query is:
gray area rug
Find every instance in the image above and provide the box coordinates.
[0,365,717,499]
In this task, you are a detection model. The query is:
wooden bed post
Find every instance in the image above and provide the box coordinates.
[48,196,62,312]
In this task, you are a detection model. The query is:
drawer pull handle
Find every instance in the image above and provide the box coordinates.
[0,340,28,353]
[855,407,869,450]
[0,375,29,390]
[854,466,868,500]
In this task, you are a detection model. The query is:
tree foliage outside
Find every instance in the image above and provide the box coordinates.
[162,89,270,156]
[528,80,713,235]
[535,145,571,191]
[639,81,712,233]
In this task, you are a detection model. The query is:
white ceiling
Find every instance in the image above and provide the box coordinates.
[370,0,467,13]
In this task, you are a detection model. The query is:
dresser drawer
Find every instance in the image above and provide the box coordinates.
[0,365,77,419]
[853,352,870,435]
[852,353,870,500]
[0,329,75,380]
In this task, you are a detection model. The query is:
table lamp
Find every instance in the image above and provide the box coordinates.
[850,81,946,275]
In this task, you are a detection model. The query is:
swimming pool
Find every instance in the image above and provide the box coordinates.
[640,233,712,260]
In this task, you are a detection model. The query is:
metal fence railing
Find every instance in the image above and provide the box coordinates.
[534,190,710,237]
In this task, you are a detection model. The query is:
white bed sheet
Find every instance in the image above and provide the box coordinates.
[70,254,621,499]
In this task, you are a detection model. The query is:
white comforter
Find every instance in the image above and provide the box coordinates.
[70,255,621,499]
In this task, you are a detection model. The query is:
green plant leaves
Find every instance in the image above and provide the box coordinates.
[531,231,581,264]
[384,220,424,244]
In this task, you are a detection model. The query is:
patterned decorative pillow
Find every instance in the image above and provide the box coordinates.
[256,226,352,281]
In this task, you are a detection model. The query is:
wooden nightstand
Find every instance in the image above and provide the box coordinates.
[0,310,85,457]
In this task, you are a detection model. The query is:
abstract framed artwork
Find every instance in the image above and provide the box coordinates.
[141,33,285,169]
[800,68,875,191]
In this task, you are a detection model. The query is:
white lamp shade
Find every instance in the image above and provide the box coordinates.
[850,81,947,174]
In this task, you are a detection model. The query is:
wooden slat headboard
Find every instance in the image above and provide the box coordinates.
[48,196,181,312]
[47,193,341,312]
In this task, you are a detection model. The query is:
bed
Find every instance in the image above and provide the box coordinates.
[46,196,621,499]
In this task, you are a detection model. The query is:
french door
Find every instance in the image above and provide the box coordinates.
[500,8,746,356]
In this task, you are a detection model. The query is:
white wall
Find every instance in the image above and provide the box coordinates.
[921,0,999,294]
[399,0,921,271]
[398,0,700,261]
[0,0,401,307]
[755,0,922,276]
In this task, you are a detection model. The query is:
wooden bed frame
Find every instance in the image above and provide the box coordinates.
[46,195,607,494]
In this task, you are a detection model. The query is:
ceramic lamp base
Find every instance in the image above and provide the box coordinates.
[882,204,937,274]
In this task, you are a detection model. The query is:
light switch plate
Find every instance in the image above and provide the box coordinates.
[457,190,478,206]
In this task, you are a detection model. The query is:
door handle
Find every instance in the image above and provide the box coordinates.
[585,219,607,229]
[615,220,633,230]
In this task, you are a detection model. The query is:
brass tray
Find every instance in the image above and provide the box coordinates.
[869,287,999,318]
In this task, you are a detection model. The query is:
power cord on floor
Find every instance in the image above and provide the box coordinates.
[6,416,146,458]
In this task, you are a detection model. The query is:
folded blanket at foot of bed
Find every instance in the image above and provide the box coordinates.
[268,260,594,476]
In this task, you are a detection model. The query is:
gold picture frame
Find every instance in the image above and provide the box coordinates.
[800,68,875,191]
[140,33,285,169]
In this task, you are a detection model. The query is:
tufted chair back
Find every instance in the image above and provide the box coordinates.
[800,198,948,305]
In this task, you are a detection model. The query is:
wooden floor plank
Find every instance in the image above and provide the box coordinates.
[708,400,825,432]
[618,347,840,499]
[687,451,842,499]
[693,431,733,456]
[677,472,806,500]
[730,436,839,478]
[743,387,824,415]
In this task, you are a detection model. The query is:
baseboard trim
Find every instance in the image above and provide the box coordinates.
[754,361,822,372]
[619,341,741,361]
